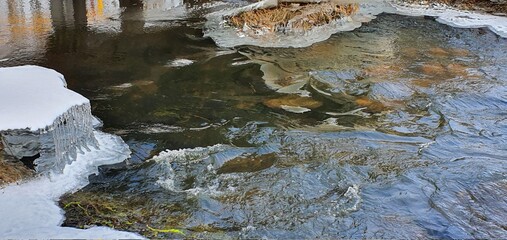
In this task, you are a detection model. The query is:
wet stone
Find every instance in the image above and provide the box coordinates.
[354,97,387,112]
[420,63,447,76]
[263,95,323,110]
[0,130,40,159]
[217,153,277,174]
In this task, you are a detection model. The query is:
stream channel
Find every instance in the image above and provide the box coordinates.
[1,0,506,238]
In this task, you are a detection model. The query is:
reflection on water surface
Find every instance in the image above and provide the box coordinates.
[1,0,507,238]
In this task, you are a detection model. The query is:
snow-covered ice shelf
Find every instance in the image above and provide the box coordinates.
[0,65,97,172]
[0,65,89,131]
[0,66,142,238]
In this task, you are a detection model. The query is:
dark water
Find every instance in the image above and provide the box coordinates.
[1,0,507,238]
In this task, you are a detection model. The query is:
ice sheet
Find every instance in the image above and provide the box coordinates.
[204,0,507,48]
[390,2,507,38]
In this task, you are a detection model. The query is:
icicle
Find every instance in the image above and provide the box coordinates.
[34,103,98,173]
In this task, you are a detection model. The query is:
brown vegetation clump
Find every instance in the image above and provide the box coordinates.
[227,3,359,33]
[0,147,34,186]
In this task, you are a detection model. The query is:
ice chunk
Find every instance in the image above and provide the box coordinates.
[0,66,96,173]
[0,131,142,239]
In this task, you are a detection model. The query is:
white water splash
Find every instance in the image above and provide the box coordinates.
[281,105,312,113]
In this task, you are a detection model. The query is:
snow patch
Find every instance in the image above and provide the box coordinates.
[0,131,143,239]
[0,65,89,131]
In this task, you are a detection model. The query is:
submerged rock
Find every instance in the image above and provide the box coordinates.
[367,81,414,102]
[217,153,277,174]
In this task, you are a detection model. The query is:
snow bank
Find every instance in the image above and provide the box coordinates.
[204,0,507,48]
[390,2,507,38]
[0,65,89,132]
[0,66,142,237]
[0,131,143,239]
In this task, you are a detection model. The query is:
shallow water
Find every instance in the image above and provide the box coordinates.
[1,0,507,238]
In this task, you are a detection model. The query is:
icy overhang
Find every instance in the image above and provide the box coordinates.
[0,65,89,132]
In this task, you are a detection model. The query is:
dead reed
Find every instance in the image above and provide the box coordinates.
[227,2,359,33]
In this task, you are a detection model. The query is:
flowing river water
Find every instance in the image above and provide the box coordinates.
[1,0,506,238]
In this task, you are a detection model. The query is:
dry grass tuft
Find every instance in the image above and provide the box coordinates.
[227,3,359,33]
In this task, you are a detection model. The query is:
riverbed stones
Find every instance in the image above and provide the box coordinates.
[421,63,447,76]
[354,97,387,112]
[217,153,277,174]
[446,63,468,76]
[428,47,450,57]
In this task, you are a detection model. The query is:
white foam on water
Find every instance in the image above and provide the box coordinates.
[153,144,229,195]
[0,131,143,239]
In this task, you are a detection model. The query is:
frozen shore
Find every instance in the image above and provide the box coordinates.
[204,0,507,48]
